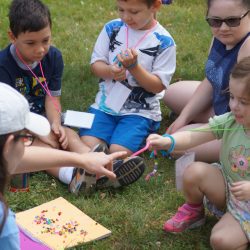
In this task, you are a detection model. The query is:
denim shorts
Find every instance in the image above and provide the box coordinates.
[79,107,160,152]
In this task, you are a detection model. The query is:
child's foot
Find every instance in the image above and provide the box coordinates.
[96,156,145,189]
[68,142,109,194]
[163,203,205,233]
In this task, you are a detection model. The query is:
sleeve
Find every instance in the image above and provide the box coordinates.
[48,49,63,97]
[0,66,14,87]
[90,26,110,65]
[0,208,20,250]
[208,112,234,139]
[152,45,176,88]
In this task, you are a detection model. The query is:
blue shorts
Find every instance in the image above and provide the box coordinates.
[79,107,160,152]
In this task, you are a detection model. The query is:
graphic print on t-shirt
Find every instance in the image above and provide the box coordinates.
[15,76,46,114]
[229,145,250,177]
[106,21,174,113]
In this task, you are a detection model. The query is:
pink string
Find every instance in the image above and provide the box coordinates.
[15,48,61,114]
[132,141,151,156]
[125,20,157,49]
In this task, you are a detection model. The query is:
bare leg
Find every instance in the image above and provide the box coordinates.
[110,144,132,156]
[210,212,248,250]
[164,81,200,115]
[183,162,226,209]
[172,124,221,162]
[65,127,90,153]
[81,135,105,149]
[30,128,91,178]
[164,81,214,123]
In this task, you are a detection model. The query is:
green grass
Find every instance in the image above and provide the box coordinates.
[1,1,215,249]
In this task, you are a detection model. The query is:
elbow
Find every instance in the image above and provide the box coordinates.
[149,84,166,94]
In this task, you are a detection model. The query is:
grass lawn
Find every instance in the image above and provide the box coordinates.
[0,0,216,249]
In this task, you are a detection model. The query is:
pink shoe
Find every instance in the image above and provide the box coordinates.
[163,203,205,233]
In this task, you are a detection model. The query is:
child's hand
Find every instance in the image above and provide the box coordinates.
[147,134,170,151]
[51,123,69,150]
[81,151,127,179]
[110,63,126,81]
[230,181,250,201]
[117,49,138,70]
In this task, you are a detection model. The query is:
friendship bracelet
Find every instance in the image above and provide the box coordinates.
[126,61,138,70]
[162,133,176,154]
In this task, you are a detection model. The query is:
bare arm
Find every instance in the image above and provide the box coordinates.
[167,78,213,134]
[14,146,127,179]
[147,124,216,152]
[91,61,114,80]
[128,63,165,93]
[178,78,213,124]
[117,48,165,93]
[45,95,61,126]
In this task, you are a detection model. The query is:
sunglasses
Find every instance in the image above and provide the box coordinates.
[206,10,250,28]
[14,134,35,146]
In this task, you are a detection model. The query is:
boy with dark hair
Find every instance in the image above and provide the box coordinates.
[0,0,146,194]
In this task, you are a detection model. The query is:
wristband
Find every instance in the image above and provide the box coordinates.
[126,61,138,70]
[162,133,175,154]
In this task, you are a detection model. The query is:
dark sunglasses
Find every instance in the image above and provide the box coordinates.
[206,10,250,28]
[14,134,35,146]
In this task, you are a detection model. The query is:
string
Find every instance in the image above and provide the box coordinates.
[123,19,157,78]
[125,19,157,49]
[191,127,250,132]
[132,133,175,181]
[15,48,61,114]
[131,141,150,156]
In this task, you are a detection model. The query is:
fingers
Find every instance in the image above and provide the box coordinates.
[109,151,127,160]
[100,167,116,180]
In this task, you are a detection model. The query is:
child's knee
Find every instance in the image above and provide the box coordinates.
[210,230,231,250]
[183,162,206,185]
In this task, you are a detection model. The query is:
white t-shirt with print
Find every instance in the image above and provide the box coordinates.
[91,18,176,121]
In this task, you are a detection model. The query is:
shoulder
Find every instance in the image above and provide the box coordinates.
[0,45,12,65]
[43,46,63,65]
[152,22,175,48]
[209,112,236,138]
[104,18,125,37]
[209,112,235,128]
[238,35,250,61]
[46,46,62,58]
[0,204,19,238]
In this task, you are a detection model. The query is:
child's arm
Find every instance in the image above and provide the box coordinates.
[45,95,68,149]
[230,181,250,201]
[117,48,165,93]
[14,146,127,180]
[91,61,126,82]
[147,124,216,152]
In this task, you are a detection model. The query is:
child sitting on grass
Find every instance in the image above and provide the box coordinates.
[147,57,250,250]
[76,0,176,190]
[0,83,51,249]
[0,0,145,194]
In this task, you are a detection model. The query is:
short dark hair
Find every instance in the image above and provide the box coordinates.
[9,0,52,37]
[118,0,158,7]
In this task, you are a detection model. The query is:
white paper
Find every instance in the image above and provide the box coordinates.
[64,110,95,129]
[105,82,132,113]
[175,151,195,191]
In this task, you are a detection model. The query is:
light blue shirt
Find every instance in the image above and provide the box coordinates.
[0,203,20,250]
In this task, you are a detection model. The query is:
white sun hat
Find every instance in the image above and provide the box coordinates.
[0,82,50,136]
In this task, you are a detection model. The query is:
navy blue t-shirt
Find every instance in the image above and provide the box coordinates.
[0,44,63,114]
[205,33,250,115]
